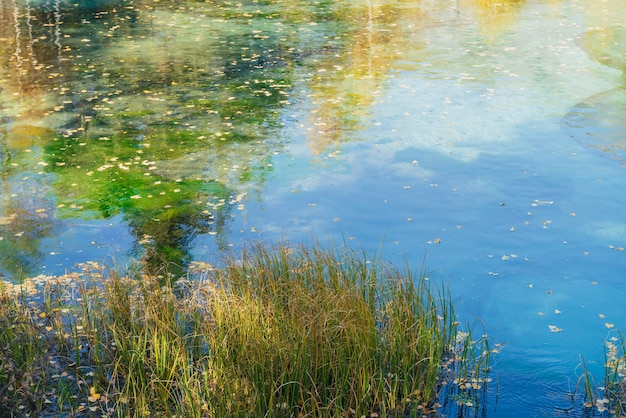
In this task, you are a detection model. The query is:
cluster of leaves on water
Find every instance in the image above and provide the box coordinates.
[0,244,495,417]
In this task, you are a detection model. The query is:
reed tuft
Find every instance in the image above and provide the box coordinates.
[0,243,493,417]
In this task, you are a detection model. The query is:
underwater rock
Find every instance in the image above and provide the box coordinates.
[561,87,626,163]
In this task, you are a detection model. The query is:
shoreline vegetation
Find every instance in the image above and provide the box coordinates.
[580,330,626,416]
[1,242,496,417]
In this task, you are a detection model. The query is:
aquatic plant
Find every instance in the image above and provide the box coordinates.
[580,330,626,416]
[0,243,494,417]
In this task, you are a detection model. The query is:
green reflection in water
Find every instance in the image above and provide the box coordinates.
[2,0,405,277]
[563,25,626,166]
[581,25,626,75]
[35,0,302,275]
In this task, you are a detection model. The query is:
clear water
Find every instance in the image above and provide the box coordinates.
[1,0,625,416]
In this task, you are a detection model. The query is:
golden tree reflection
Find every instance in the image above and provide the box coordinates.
[302,0,426,154]
[0,0,66,126]
[458,0,525,42]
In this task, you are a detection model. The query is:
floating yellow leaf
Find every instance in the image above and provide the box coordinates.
[548,324,563,333]
[605,323,615,329]
[88,386,101,402]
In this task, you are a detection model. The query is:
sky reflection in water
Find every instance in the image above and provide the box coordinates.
[1,0,626,416]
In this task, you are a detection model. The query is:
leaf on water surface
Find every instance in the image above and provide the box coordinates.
[548,324,563,333]
[605,323,615,329]
[554,309,561,314]
[599,313,606,318]
[595,397,610,413]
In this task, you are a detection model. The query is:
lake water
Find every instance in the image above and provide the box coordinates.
[1,0,625,416]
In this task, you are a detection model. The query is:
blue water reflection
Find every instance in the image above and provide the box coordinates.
[215,93,626,415]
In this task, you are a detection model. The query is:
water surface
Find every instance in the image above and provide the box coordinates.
[1,0,625,416]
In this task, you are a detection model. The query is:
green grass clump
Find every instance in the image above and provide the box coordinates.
[580,330,626,416]
[0,243,493,417]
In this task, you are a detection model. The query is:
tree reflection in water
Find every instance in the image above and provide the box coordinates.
[0,0,435,278]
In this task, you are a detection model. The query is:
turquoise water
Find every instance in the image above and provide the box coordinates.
[1,0,625,415]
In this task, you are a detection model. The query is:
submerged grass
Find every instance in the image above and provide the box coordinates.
[0,243,493,417]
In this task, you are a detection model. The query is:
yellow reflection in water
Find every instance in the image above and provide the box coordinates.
[580,0,626,74]
[3,124,52,149]
[458,0,526,41]
[303,0,426,154]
